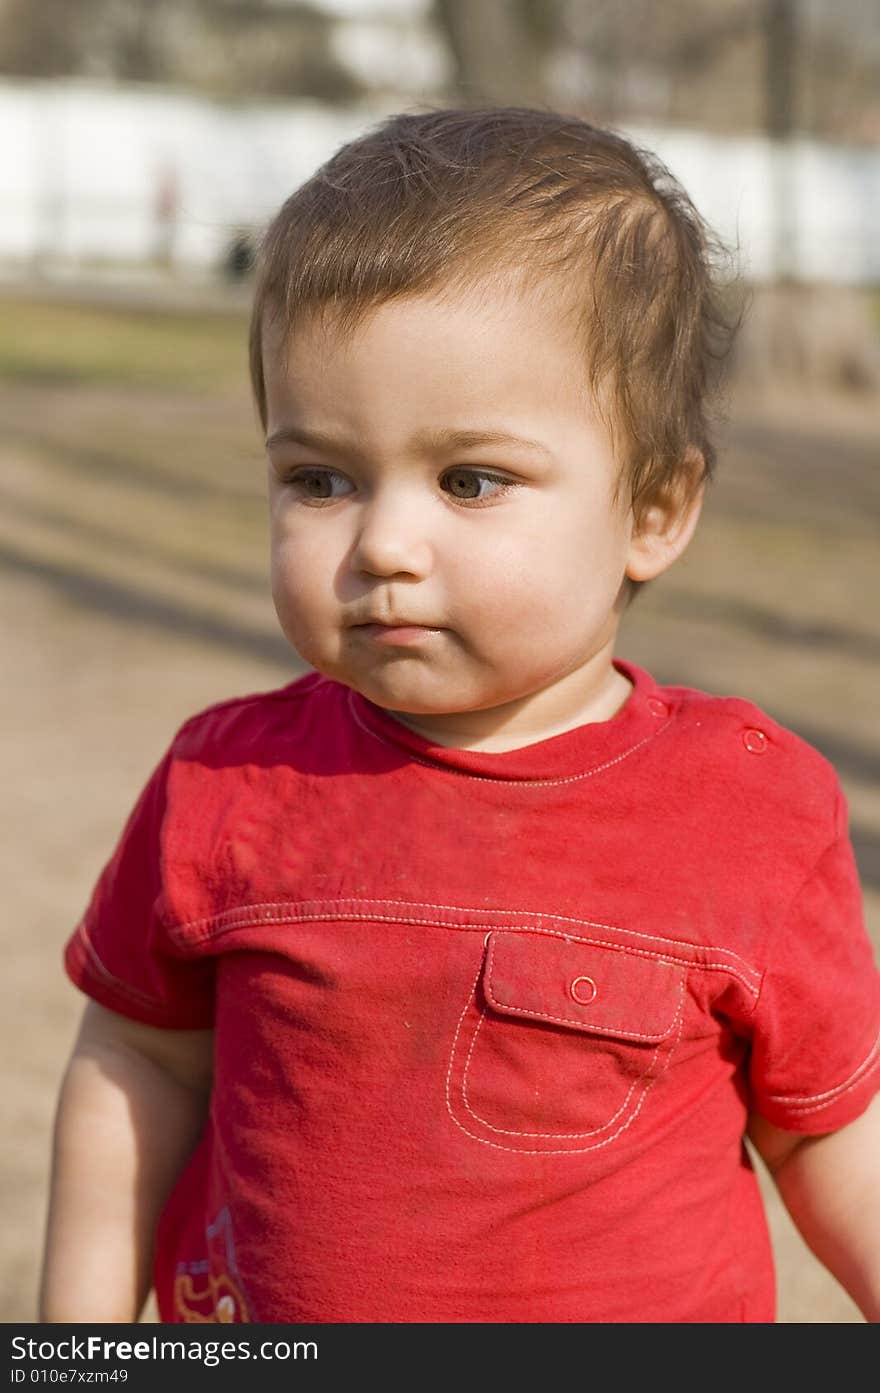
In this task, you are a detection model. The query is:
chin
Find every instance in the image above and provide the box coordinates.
[352,674,463,715]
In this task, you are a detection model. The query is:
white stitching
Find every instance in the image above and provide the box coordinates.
[485,935,683,1040]
[347,900,759,981]
[457,985,667,1140]
[445,974,686,1155]
[459,1007,641,1138]
[765,1027,880,1113]
[347,687,671,787]
[182,911,757,992]
[445,954,487,1124]
[168,898,759,995]
[170,895,760,976]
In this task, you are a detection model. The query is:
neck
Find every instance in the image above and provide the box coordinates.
[387,645,632,753]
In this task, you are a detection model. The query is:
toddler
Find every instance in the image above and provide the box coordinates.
[39,107,880,1324]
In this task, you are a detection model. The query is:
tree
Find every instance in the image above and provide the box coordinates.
[431,0,562,106]
[0,0,98,76]
[0,0,365,101]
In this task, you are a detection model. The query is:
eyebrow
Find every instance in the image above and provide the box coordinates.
[265,424,554,461]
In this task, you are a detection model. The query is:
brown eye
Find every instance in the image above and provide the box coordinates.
[285,468,352,501]
[440,469,515,503]
[444,470,481,499]
[302,472,333,498]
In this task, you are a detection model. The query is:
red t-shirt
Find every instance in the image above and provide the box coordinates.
[65,660,880,1323]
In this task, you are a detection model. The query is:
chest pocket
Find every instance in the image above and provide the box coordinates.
[446,930,686,1155]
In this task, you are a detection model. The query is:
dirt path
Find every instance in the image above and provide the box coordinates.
[2,301,878,1323]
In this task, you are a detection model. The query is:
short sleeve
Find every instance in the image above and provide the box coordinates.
[748,803,880,1133]
[64,747,215,1029]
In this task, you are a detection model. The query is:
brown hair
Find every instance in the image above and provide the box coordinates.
[249,105,736,522]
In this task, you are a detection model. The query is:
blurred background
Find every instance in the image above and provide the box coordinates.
[2,0,878,1324]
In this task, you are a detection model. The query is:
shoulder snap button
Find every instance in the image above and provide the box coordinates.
[647,697,668,718]
[743,728,767,754]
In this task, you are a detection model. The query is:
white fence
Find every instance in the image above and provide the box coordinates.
[1,79,879,284]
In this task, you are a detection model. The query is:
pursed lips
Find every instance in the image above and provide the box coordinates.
[349,619,447,645]
[350,618,443,629]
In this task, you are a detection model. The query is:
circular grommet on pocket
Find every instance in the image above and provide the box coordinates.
[743,728,767,754]
[570,975,598,1006]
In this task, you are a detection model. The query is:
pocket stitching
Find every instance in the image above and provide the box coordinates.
[485,934,681,1041]
[460,1004,646,1139]
[445,950,687,1154]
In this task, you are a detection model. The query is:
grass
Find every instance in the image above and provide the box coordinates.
[0,296,250,391]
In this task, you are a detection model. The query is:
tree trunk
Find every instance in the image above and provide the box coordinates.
[432,0,549,106]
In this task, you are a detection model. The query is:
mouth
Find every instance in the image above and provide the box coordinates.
[352,622,445,647]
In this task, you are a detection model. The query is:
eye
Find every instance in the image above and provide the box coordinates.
[440,468,517,503]
[282,467,353,502]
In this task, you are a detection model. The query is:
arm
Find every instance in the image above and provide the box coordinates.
[39,1000,214,1322]
[747,1093,880,1322]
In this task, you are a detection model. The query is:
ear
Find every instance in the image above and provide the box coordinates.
[624,449,705,584]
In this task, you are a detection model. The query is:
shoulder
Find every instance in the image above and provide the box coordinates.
[653,674,845,842]
[168,670,343,763]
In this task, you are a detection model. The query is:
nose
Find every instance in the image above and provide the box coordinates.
[349,486,434,580]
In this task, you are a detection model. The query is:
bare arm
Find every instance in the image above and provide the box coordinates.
[39,1000,214,1322]
[748,1093,880,1322]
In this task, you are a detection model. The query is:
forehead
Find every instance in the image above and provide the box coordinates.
[261,276,589,418]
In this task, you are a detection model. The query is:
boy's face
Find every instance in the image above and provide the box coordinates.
[263,279,688,749]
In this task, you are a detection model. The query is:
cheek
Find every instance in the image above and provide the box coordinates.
[270,531,332,630]
[473,514,625,630]
[484,516,598,596]
[271,520,333,580]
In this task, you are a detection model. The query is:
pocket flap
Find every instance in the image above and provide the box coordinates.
[483,932,684,1042]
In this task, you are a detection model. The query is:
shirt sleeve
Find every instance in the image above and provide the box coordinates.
[64,745,215,1029]
[747,795,880,1133]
